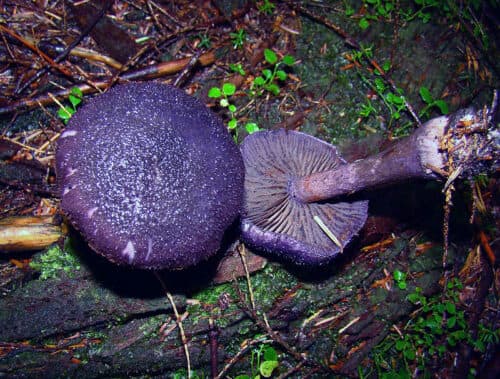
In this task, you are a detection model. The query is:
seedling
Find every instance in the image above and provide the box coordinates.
[357,69,408,131]
[196,33,211,49]
[393,269,407,290]
[209,83,238,129]
[250,49,295,97]
[230,29,247,49]
[208,83,261,137]
[57,86,83,124]
[366,277,497,377]
[229,63,246,76]
[351,45,407,128]
[418,86,449,119]
[356,0,447,29]
[209,49,296,139]
[30,244,81,280]
[257,0,275,15]
[235,344,280,379]
[358,0,395,30]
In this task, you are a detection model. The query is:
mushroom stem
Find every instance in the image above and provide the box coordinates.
[291,106,498,203]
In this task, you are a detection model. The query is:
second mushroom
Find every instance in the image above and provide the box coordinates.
[241,105,498,265]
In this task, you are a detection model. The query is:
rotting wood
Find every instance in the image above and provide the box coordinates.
[0,215,63,252]
[0,234,468,377]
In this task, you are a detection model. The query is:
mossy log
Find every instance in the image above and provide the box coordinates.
[0,225,473,379]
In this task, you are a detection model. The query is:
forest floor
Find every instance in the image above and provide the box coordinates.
[0,1,499,378]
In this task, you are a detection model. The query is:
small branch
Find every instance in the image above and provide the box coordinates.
[0,24,73,79]
[215,336,273,379]
[235,245,318,370]
[154,273,191,378]
[14,1,113,95]
[173,50,202,87]
[0,52,216,116]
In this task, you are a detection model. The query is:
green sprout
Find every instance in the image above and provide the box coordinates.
[209,50,295,139]
[196,33,211,49]
[57,86,83,124]
[393,269,407,290]
[209,83,238,129]
[230,29,247,49]
[235,344,279,379]
[358,0,395,30]
[257,0,275,15]
[359,99,376,118]
[418,86,449,119]
[367,278,495,377]
[229,62,246,76]
[250,49,295,97]
[208,83,261,138]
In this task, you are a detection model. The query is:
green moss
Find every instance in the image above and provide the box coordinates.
[250,264,297,309]
[29,242,81,280]
[193,282,235,305]
[138,314,165,338]
[189,282,239,328]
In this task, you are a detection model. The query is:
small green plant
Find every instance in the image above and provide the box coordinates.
[257,0,275,15]
[57,86,83,124]
[357,73,407,130]
[209,83,238,129]
[358,99,376,118]
[357,0,447,29]
[250,49,295,97]
[393,269,407,290]
[196,33,211,49]
[209,49,295,139]
[402,279,471,357]
[352,45,407,129]
[230,29,247,49]
[358,0,395,30]
[418,86,449,119]
[208,83,261,137]
[30,244,81,280]
[367,278,496,376]
[235,344,279,379]
[229,62,246,76]
[474,323,500,353]
[172,368,205,379]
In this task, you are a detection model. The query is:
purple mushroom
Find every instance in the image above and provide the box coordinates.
[241,129,368,265]
[56,82,244,270]
[241,106,498,265]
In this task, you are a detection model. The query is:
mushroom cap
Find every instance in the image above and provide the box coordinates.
[241,129,368,265]
[56,82,244,270]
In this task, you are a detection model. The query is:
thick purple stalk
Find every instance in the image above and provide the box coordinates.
[290,115,449,203]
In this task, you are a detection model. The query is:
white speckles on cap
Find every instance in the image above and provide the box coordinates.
[146,238,153,261]
[87,206,98,218]
[122,241,136,263]
[62,186,74,196]
[60,130,78,138]
[55,82,244,270]
[66,167,78,177]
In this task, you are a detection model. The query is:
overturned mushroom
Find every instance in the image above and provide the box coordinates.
[241,130,368,265]
[56,82,244,270]
[241,106,498,265]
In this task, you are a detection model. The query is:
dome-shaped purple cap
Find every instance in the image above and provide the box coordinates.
[56,82,244,270]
